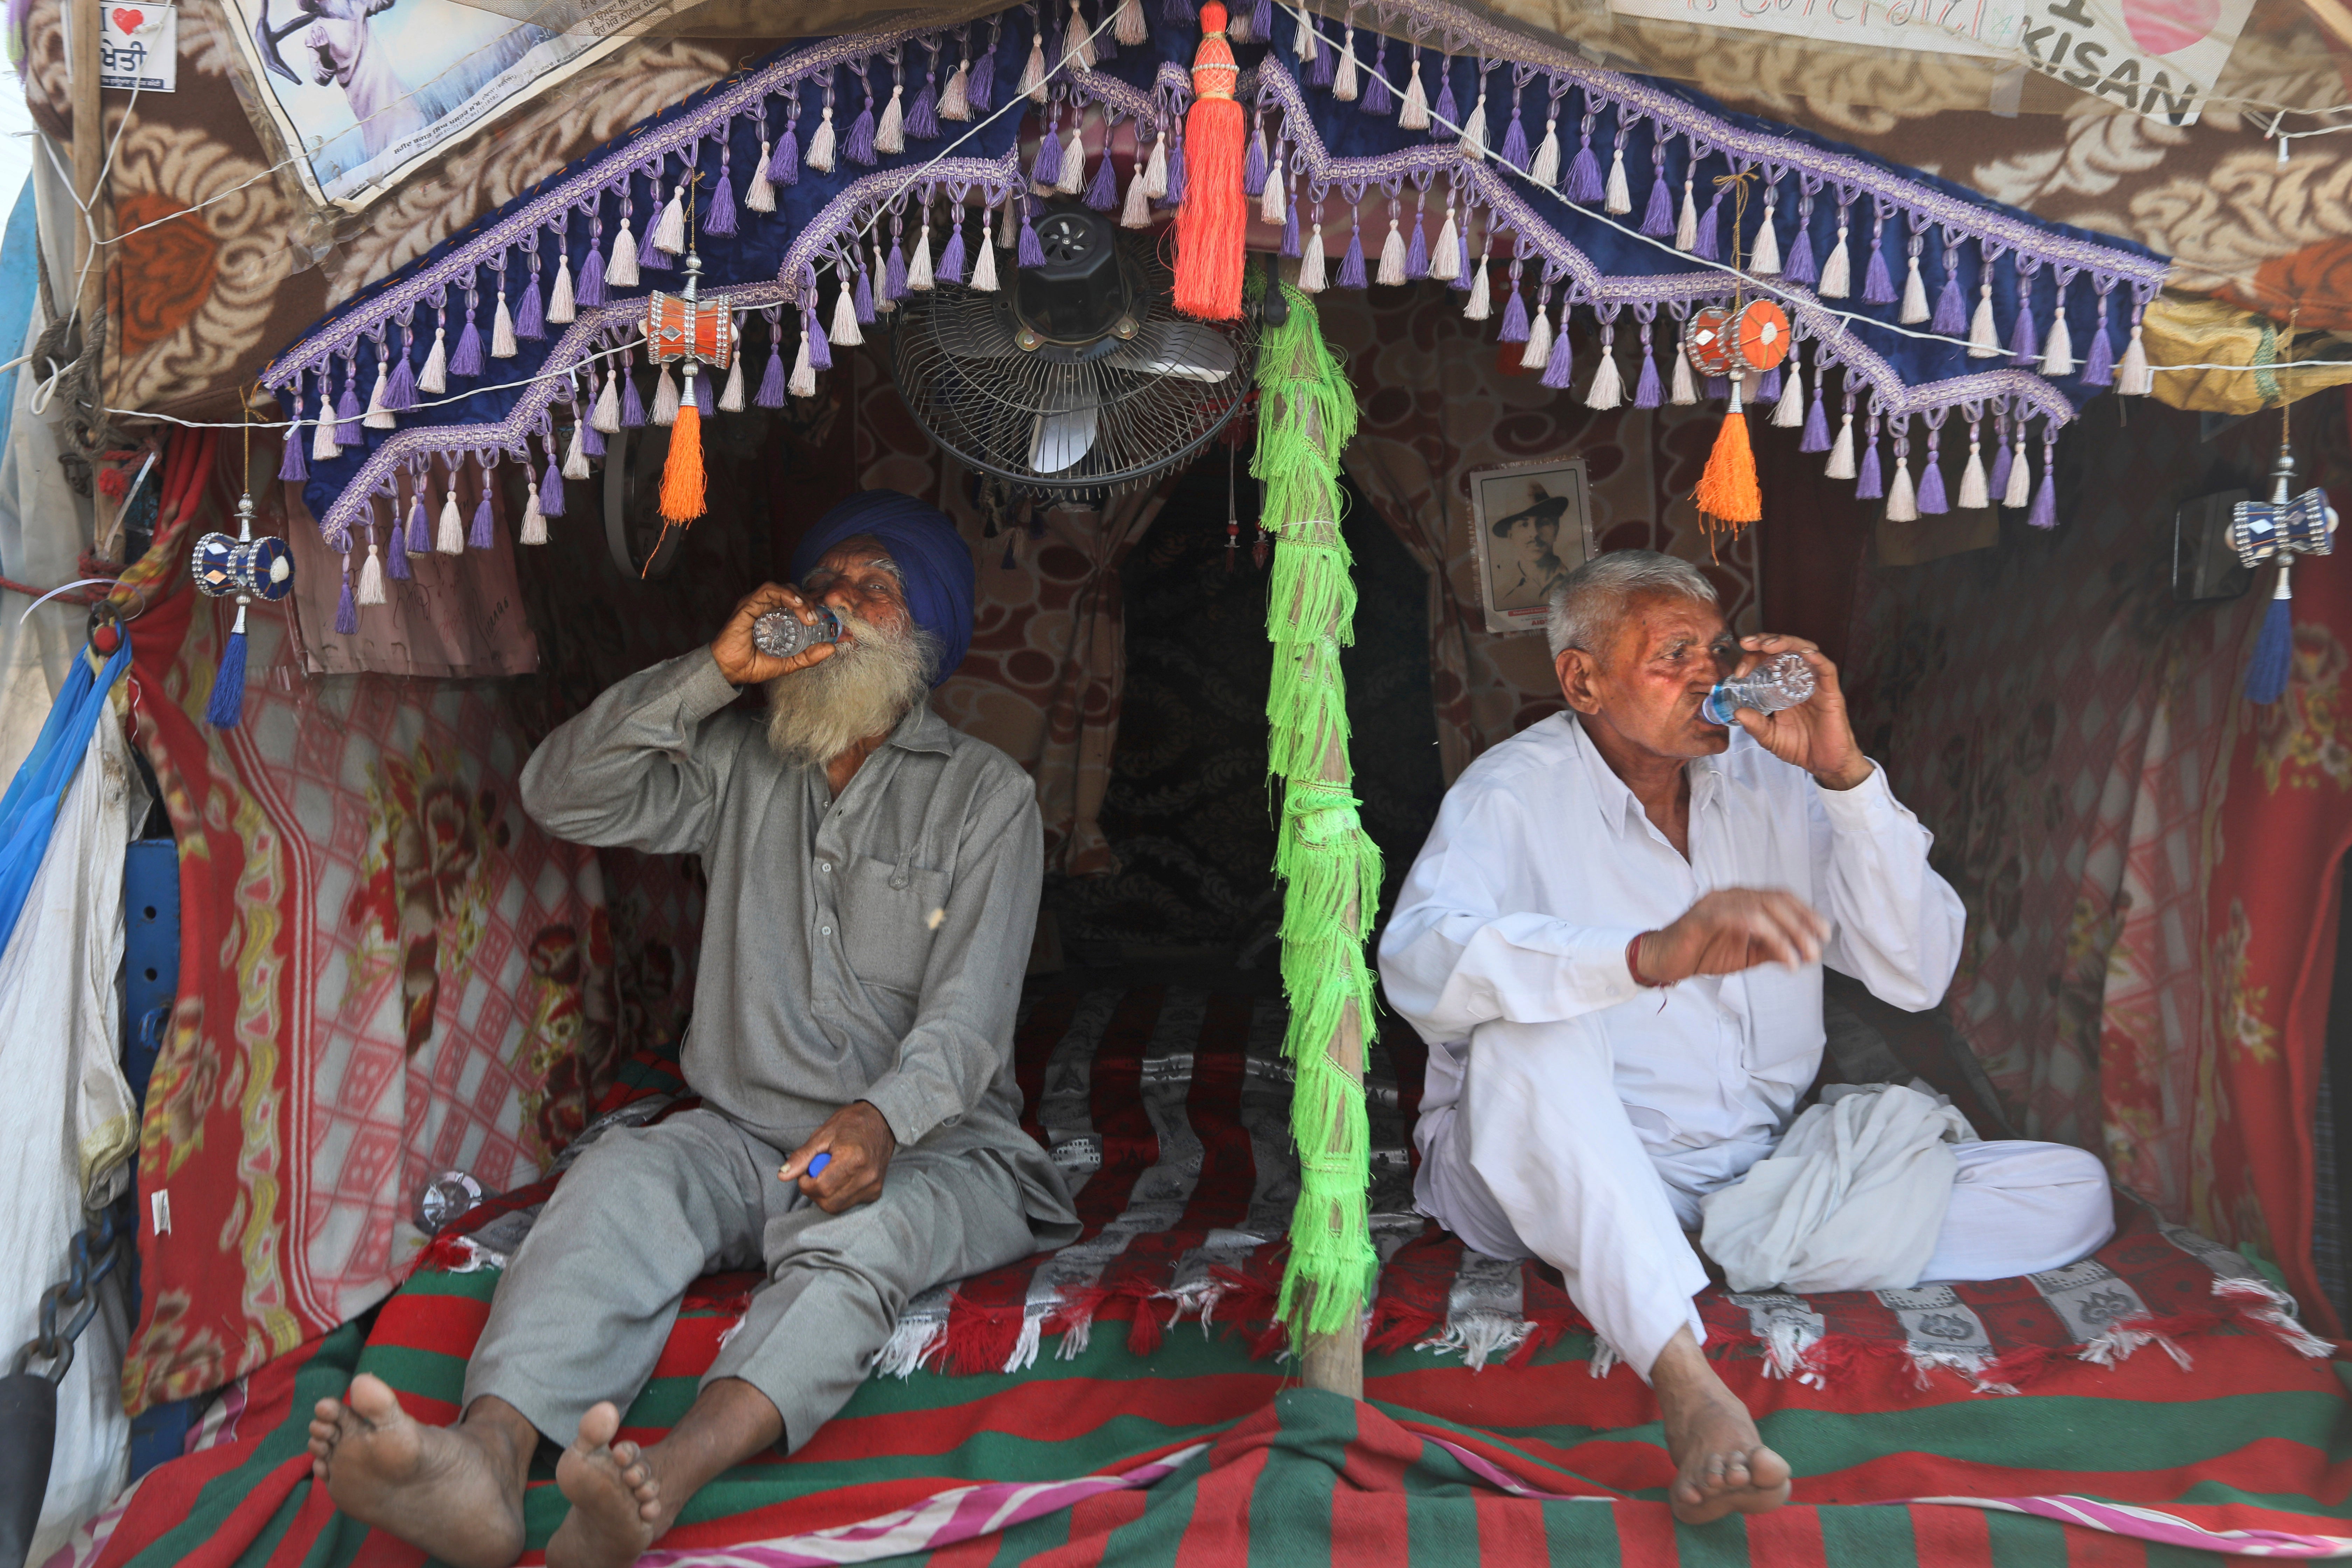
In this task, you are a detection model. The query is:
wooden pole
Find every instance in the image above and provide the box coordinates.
[69,0,104,333]
[1299,997,1366,1398]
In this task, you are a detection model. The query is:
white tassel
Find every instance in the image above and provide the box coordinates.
[1885,454,1918,522]
[651,363,680,425]
[1819,222,1850,299]
[746,142,777,212]
[1019,33,1046,100]
[357,536,385,604]
[419,328,448,396]
[875,85,905,155]
[831,281,864,346]
[1115,0,1146,44]
[1749,198,1780,275]
[806,104,837,173]
[719,354,746,412]
[593,370,621,434]
[1585,341,1623,409]
[909,225,934,289]
[2119,321,2152,395]
[312,402,340,463]
[1825,411,1856,479]
[789,326,817,397]
[1294,7,1317,60]
[491,293,517,359]
[1057,126,1086,195]
[1142,133,1169,199]
[518,485,547,545]
[437,487,466,554]
[364,358,394,429]
[1428,210,1459,280]
[1900,254,1928,324]
[869,241,895,316]
[651,185,686,255]
[1958,438,1988,508]
[2004,433,2033,507]
[1604,146,1630,214]
[1520,304,1552,370]
[1398,56,1429,130]
[1531,116,1560,187]
[1675,178,1698,251]
[1298,224,1326,292]
[1000,198,1020,248]
[2040,310,2075,378]
[1332,25,1357,101]
[563,417,590,479]
[1772,361,1805,427]
[1464,257,1489,319]
[1968,281,2001,358]
[1670,339,1697,405]
[1459,91,1487,159]
[1377,217,1407,286]
[1261,168,1286,225]
[1070,0,1097,66]
[1122,169,1153,229]
[609,221,640,288]
[940,60,971,121]
[971,226,1000,292]
[547,255,576,324]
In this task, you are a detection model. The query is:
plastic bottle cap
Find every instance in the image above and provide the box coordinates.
[807,1152,831,1178]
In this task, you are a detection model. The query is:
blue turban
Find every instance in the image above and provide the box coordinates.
[790,489,974,686]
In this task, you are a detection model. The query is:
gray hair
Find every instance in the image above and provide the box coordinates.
[1544,550,1719,659]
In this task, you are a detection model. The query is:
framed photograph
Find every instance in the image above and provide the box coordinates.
[1468,457,1596,635]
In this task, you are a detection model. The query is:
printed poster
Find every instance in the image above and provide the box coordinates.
[222,0,699,211]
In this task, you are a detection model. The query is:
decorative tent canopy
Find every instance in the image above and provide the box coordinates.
[261,0,2168,573]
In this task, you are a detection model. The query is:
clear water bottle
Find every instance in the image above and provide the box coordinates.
[1703,651,1816,726]
[752,605,842,661]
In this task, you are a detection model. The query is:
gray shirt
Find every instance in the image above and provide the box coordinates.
[518,649,1075,1230]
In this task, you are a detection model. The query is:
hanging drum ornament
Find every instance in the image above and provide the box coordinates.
[2228,485,2338,568]
[191,531,295,602]
[1734,300,1792,373]
[642,288,737,370]
[1685,306,1736,377]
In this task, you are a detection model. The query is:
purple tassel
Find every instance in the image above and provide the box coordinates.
[1250,0,1271,38]
[908,82,939,140]
[2247,594,2293,703]
[2028,464,2057,529]
[581,419,605,458]
[884,241,909,299]
[386,348,416,411]
[1362,41,1393,114]
[620,370,646,427]
[335,564,358,634]
[705,169,737,236]
[1449,227,1472,290]
[1433,69,1458,138]
[1500,110,1529,169]
[2010,294,2039,366]
[278,419,307,481]
[1032,124,1063,188]
[406,491,430,555]
[854,265,876,322]
[771,125,800,185]
[1165,132,1187,206]
[1310,23,1335,86]
[541,456,566,518]
[2083,314,2116,387]
[1540,337,1574,389]
[471,487,495,548]
[1243,126,1268,194]
[1566,140,1603,203]
[1282,201,1300,258]
[516,275,545,340]
[386,511,411,580]
[1406,218,1429,279]
[1862,239,1896,305]
[1499,283,1528,341]
[1758,365,1782,404]
[1931,267,1967,335]
[1917,451,1948,513]
[639,229,670,272]
[969,46,997,114]
[450,314,484,378]
[1641,169,1675,239]
[1086,148,1119,210]
[1989,440,2013,503]
[1162,0,1194,19]
[1338,225,1368,289]
[1784,218,1818,286]
[1018,210,1046,270]
[938,224,967,285]
[1634,346,1662,408]
[334,371,362,446]
[809,311,833,371]
[693,369,713,417]
[758,345,786,407]
[1707,375,1730,401]
[1856,438,1883,500]
[845,99,878,165]
[1694,196,1722,262]
[1800,383,1829,452]
[577,246,607,308]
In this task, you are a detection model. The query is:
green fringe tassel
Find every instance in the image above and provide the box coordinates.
[1255,284,1381,1344]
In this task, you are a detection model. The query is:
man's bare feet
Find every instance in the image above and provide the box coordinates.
[547,1402,671,1568]
[1648,1329,1792,1525]
[305,1374,530,1568]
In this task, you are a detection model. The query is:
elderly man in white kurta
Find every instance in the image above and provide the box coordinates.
[1380,550,2113,1525]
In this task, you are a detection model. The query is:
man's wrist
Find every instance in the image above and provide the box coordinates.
[1813,757,1874,792]
[1628,931,1673,988]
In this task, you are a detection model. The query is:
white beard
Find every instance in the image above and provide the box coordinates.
[763,610,939,769]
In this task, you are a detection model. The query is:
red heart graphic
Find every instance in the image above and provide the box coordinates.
[111,7,144,31]
[2119,0,2218,56]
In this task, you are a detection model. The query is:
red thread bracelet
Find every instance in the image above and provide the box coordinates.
[1627,933,1671,988]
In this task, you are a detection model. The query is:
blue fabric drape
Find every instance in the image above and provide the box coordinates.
[0,634,132,952]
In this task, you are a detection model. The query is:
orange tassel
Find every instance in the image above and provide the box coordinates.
[659,393,706,523]
[1174,2,1246,322]
[1694,401,1762,538]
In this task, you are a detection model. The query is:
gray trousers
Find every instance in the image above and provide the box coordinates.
[462,1107,1038,1451]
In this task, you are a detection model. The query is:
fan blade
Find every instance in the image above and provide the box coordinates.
[1029,401,1099,474]
[930,302,1024,360]
[1104,321,1237,383]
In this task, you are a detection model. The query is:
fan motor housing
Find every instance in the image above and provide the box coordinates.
[1011,208,1136,354]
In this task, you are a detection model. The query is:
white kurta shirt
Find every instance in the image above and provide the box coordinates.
[1380,713,1966,1221]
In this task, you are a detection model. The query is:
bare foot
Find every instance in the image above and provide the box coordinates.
[308,1373,528,1568]
[1650,1331,1792,1525]
[547,1402,669,1568]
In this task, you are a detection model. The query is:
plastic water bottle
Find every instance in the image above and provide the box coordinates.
[752,605,842,661]
[1703,651,1816,726]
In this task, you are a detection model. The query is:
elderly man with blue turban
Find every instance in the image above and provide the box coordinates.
[305,491,1080,1568]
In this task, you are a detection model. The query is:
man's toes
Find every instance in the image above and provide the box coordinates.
[575,1401,621,1454]
[1749,1444,1792,1490]
[344,1373,403,1426]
